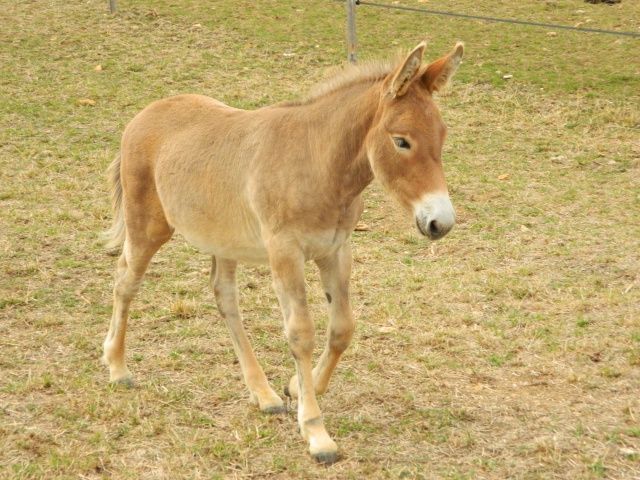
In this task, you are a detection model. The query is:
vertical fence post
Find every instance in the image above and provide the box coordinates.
[109,0,116,13]
[346,0,357,64]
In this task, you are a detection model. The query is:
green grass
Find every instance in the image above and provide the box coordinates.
[1,0,639,478]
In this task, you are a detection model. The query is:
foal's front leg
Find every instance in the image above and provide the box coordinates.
[269,247,339,465]
[285,241,355,399]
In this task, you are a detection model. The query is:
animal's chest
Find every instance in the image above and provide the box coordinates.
[297,228,351,260]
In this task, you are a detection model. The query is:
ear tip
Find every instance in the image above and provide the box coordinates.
[413,40,427,54]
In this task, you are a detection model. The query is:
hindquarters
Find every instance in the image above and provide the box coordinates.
[102,173,173,386]
[102,133,175,384]
[103,149,174,250]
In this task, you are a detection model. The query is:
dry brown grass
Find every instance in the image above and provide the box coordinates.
[1,0,639,478]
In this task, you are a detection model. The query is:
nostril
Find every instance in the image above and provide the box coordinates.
[428,220,440,236]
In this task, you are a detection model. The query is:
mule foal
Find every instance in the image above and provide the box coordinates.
[103,41,463,464]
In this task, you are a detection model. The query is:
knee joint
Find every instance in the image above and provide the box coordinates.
[287,328,315,359]
[329,323,355,354]
[114,281,139,301]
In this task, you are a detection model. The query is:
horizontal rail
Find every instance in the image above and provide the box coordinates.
[337,0,640,38]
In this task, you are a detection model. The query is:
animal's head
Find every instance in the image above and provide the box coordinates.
[366,41,463,240]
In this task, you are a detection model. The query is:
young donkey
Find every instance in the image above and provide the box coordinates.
[104,41,463,464]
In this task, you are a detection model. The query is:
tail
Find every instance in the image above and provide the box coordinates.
[104,152,126,248]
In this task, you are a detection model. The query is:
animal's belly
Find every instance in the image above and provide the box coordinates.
[159,178,357,264]
[177,226,270,264]
[176,223,351,265]
[163,198,270,264]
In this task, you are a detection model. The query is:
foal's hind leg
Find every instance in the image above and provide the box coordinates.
[211,257,285,414]
[103,219,172,385]
[285,241,355,400]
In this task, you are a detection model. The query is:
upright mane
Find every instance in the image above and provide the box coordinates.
[274,57,397,108]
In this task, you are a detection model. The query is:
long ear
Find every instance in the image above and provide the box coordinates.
[422,42,464,93]
[387,41,427,98]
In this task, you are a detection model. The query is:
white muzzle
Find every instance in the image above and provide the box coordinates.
[413,193,456,240]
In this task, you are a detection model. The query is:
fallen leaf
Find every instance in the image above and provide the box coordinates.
[94,65,102,71]
[77,99,96,106]
[355,222,370,231]
[620,448,638,456]
[520,225,529,232]
[498,174,510,180]
[547,32,558,37]
[378,326,396,333]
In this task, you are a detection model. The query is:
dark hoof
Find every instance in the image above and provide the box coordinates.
[262,404,287,415]
[313,451,340,466]
[283,385,291,398]
[111,377,135,389]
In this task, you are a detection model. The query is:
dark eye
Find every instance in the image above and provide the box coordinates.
[393,137,411,150]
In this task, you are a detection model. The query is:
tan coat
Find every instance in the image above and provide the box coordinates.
[103,42,463,464]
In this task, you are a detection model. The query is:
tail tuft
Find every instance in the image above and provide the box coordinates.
[103,152,125,249]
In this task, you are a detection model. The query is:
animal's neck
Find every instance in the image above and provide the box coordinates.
[303,82,380,205]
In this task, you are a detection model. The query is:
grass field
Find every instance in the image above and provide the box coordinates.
[1,0,639,478]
